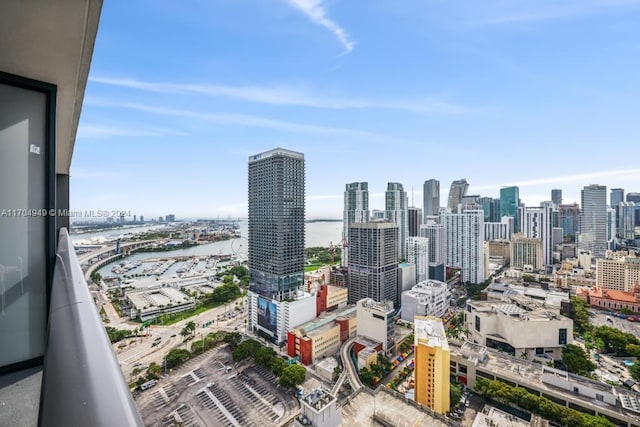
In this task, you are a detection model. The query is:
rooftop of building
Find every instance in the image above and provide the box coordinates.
[127,286,192,309]
[340,388,448,427]
[248,147,304,162]
[355,335,382,350]
[471,405,529,427]
[292,305,356,337]
[586,287,639,303]
[413,279,448,290]
[349,221,397,229]
[315,357,338,372]
[468,300,569,322]
[357,298,394,313]
[300,387,336,412]
[414,316,448,349]
[451,341,640,423]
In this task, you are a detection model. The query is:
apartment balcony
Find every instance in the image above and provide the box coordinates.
[0,229,143,426]
[1,1,142,425]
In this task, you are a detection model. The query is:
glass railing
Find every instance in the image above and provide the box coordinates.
[39,228,142,426]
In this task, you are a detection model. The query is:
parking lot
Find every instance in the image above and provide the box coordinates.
[590,309,640,337]
[136,346,299,426]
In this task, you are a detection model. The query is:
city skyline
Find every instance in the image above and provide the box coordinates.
[70,1,640,218]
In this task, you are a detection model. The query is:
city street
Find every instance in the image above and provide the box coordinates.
[114,297,247,380]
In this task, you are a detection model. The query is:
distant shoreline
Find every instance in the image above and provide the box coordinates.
[305,219,342,223]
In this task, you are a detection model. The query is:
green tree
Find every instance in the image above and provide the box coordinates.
[231,339,261,362]
[359,367,373,386]
[568,298,592,335]
[146,362,162,380]
[630,363,640,382]
[223,332,242,347]
[279,364,306,388]
[593,325,640,356]
[562,344,596,376]
[210,282,242,303]
[450,383,462,406]
[268,356,287,377]
[254,346,277,367]
[165,348,191,369]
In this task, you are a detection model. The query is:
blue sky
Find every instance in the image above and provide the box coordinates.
[72,0,640,219]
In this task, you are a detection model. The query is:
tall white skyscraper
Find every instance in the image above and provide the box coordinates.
[518,205,553,266]
[578,184,608,258]
[406,236,429,283]
[423,179,440,219]
[343,182,369,265]
[385,182,408,261]
[421,217,446,265]
[442,208,485,284]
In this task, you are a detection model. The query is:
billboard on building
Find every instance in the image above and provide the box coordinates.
[257,296,278,336]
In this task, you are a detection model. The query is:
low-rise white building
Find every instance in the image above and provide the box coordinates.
[248,290,317,345]
[356,298,396,352]
[126,286,195,321]
[401,280,449,322]
[296,388,341,427]
[465,300,573,361]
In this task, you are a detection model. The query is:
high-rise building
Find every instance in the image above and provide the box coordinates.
[578,184,608,258]
[407,207,422,237]
[500,186,519,233]
[551,189,562,207]
[347,222,399,307]
[484,216,513,242]
[442,208,485,284]
[447,179,469,213]
[611,188,625,207]
[478,197,500,223]
[559,203,580,243]
[343,182,369,265]
[413,316,450,415]
[510,233,543,270]
[596,252,640,292]
[619,202,637,241]
[627,193,640,203]
[627,193,640,226]
[406,236,429,284]
[247,148,315,344]
[519,204,553,266]
[385,182,408,261]
[423,179,440,219]
[420,217,446,265]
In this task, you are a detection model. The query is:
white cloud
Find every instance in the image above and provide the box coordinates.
[77,123,188,139]
[285,0,355,53]
[88,76,467,114]
[473,169,640,191]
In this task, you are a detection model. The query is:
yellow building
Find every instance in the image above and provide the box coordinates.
[596,255,640,291]
[414,316,450,415]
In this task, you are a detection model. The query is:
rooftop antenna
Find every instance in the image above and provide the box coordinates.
[411,186,414,207]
